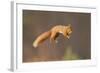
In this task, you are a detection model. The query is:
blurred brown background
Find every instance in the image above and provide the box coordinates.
[23,10,91,62]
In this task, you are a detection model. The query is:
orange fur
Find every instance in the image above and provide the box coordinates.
[33,24,72,48]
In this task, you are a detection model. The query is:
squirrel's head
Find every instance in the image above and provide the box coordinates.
[65,24,72,39]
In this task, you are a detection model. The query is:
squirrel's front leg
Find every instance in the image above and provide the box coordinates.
[63,31,70,39]
[67,35,70,39]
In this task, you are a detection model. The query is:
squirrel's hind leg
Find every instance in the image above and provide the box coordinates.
[50,32,59,43]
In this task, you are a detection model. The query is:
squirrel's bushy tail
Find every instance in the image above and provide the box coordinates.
[33,31,51,48]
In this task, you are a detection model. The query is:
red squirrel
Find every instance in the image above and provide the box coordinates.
[33,24,72,48]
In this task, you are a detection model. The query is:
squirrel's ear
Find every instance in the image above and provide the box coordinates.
[67,24,71,28]
[68,24,71,27]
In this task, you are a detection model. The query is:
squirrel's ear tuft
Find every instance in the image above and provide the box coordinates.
[68,24,71,27]
[66,24,71,28]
